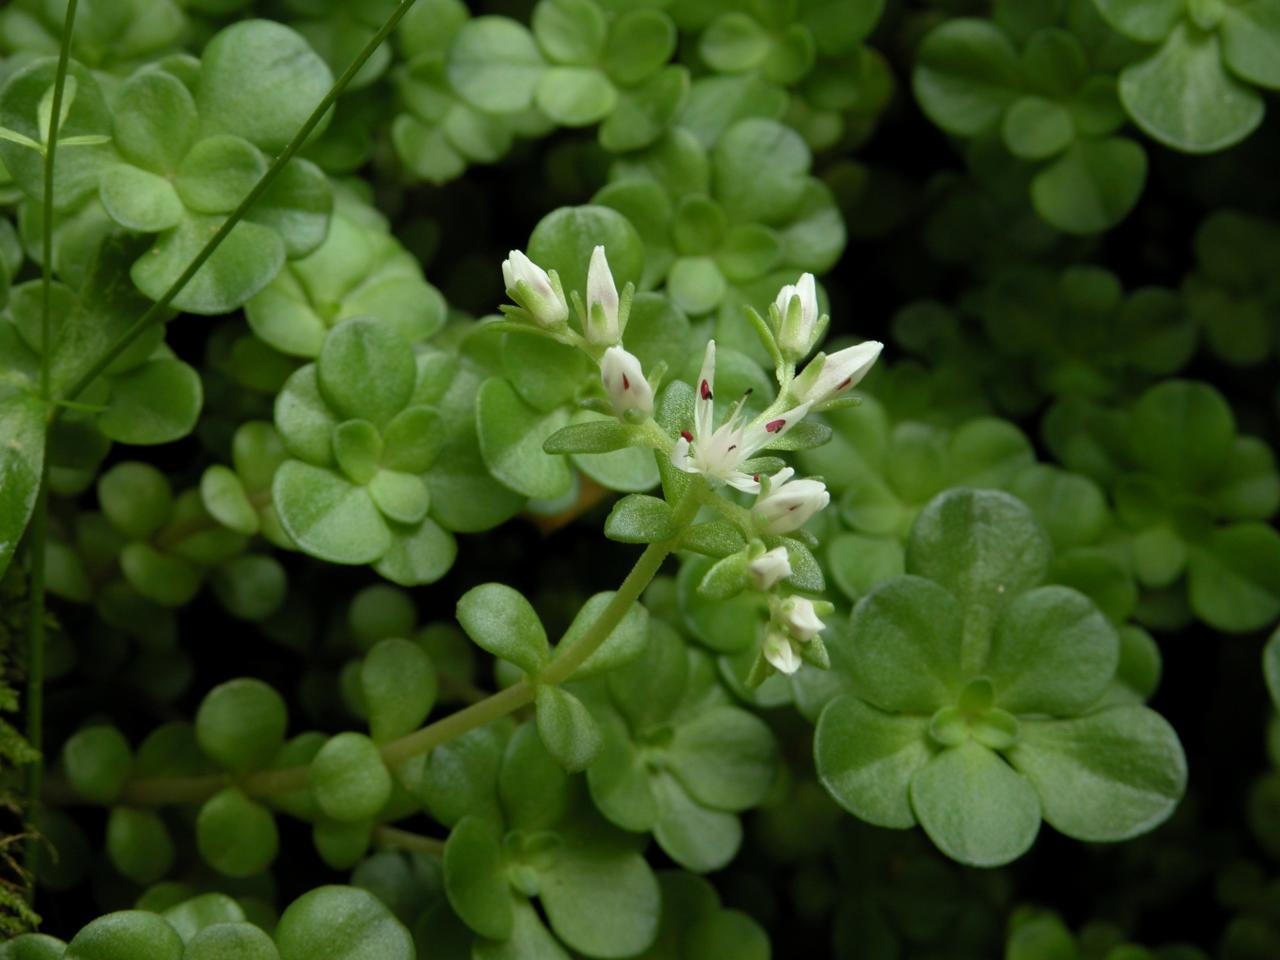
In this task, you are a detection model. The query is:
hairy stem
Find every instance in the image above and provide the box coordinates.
[98,480,706,807]
[53,0,425,416]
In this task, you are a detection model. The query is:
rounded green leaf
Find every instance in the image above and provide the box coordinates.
[375,516,458,586]
[476,378,573,501]
[212,554,287,622]
[1009,706,1187,842]
[176,135,267,215]
[712,118,810,224]
[605,9,676,85]
[310,732,392,822]
[539,843,660,958]
[0,394,45,580]
[652,771,743,872]
[1119,24,1264,153]
[196,787,279,877]
[275,886,414,960]
[186,923,279,960]
[1188,523,1280,632]
[909,740,1041,867]
[533,0,608,64]
[0,934,67,960]
[99,165,184,232]
[1002,95,1074,160]
[361,637,438,742]
[815,695,931,829]
[64,912,183,960]
[666,706,775,811]
[535,685,604,772]
[197,20,335,154]
[273,460,391,565]
[535,67,618,126]
[106,807,174,885]
[318,317,416,425]
[161,894,245,942]
[1220,2,1280,89]
[554,590,650,680]
[986,586,1119,716]
[1093,0,1183,43]
[448,17,546,114]
[98,461,171,540]
[63,725,131,803]
[111,69,198,174]
[119,543,202,607]
[98,357,203,445]
[527,204,645,297]
[443,815,515,940]
[195,677,288,774]
[457,582,550,676]
[1130,379,1235,490]
[913,19,1022,137]
[1031,137,1147,235]
[368,470,431,525]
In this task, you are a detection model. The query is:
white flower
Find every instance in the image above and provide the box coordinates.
[502,249,568,328]
[791,341,883,408]
[763,628,801,675]
[600,346,653,419]
[748,546,792,592]
[780,596,825,641]
[585,245,621,346]
[671,341,811,493]
[775,273,821,360]
[751,467,830,534]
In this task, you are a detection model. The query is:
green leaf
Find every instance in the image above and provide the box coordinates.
[1092,0,1183,43]
[826,533,904,602]
[318,317,416,426]
[1031,137,1147,235]
[712,118,810,224]
[457,582,551,676]
[700,13,772,73]
[535,685,603,771]
[502,334,590,412]
[535,67,618,126]
[1220,1,1280,89]
[99,164,184,232]
[186,923,279,960]
[533,0,608,64]
[448,17,546,114]
[275,886,414,960]
[361,638,438,742]
[1009,706,1187,841]
[476,378,573,500]
[63,912,183,960]
[443,816,515,940]
[111,69,198,174]
[652,772,743,872]
[120,542,202,607]
[368,471,430,525]
[0,393,44,579]
[1130,380,1235,490]
[987,586,1119,715]
[374,516,458,587]
[1002,96,1073,161]
[815,695,931,829]
[539,842,660,957]
[405,726,505,828]
[161,893,244,942]
[197,20,335,154]
[273,460,391,565]
[1187,523,1280,632]
[605,494,674,543]
[1214,436,1280,520]
[849,576,964,714]
[544,418,633,454]
[212,554,287,622]
[247,156,332,259]
[912,19,1022,137]
[176,135,267,214]
[195,677,287,774]
[1266,627,1280,710]
[200,466,258,535]
[63,725,132,804]
[473,900,567,960]
[274,366,339,466]
[98,358,203,445]
[106,808,175,886]
[556,590,651,679]
[1119,24,1264,153]
[909,740,1041,867]
[499,723,571,832]
[528,204,645,297]
[310,732,392,822]
[605,9,676,85]
[666,706,774,811]
[196,787,279,878]
[586,713,658,831]
[680,519,747,558]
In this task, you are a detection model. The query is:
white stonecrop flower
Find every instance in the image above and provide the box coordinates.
[792,340,884,408]
[748,545,792,592]
[763,628,801,675]
[775,272,820,359]
[780,596,825,641]
[502,249,568,328]
[584,245,621,346]
[600,346,653,419]
[751,467,830,534]
[671,340,811,493]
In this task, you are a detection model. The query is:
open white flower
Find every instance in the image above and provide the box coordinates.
[751,467,830,534]
[763,628,802,675]
[502,249,568,328]
[780,596,825,641]
[792,340,884,408]
[585,245,621,345]
[671,341,810,493]
[748,545,792,592]
[600,346,653,419]
[775,272,821,360]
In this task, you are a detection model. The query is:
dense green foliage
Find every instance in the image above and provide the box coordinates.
[0,0,1277,957]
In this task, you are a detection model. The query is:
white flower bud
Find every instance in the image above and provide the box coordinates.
[775,273,820,360]
[585,245,621,346]
[792,341,883,408]
[748,546,792,592]
[600,346,653,419]
[752,468,830,534]
[763,628,801,675]
[780,596,825,642]
[502,249,568,328]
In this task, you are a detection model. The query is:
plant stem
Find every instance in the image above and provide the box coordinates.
[373,825,445,858]
[53,0,424,416]
[93,480,707,808]
[25,0,81,889]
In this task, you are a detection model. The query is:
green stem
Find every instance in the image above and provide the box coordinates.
[53,0,424,416]
[373,825,445,858]
[93,480,707,808]
[26,0,80,889]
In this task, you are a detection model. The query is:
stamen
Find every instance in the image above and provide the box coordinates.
[700,380,713,400]
[765,419,786,433]
[622,374,631,390]
[838,376,853,390]
[681,430,693,442]
[727,445,737,452]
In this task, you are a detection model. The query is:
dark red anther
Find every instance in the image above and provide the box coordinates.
[838,376,853,390]
[622,374,631,390]
[765,418,786,433]
[680,430,693,442]
[700,380,713,400]
[752,474,760,482]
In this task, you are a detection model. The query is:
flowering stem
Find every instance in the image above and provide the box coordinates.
[74,479,707,807]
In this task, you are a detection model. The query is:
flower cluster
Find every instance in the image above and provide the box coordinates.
[499,247,882,678]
